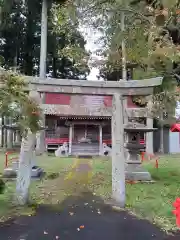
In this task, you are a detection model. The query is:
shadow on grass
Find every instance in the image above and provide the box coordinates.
[0,189,180,240]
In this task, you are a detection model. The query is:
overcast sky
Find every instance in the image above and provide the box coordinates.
[81,26,102,81]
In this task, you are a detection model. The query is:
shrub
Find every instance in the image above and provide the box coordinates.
[0,178,5,194]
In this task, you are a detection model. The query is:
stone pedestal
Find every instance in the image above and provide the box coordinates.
[125,163,151,181]
[3,165,43,178]
[125,147,151,181]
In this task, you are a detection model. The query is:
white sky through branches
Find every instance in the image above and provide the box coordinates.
[80,26,103,81]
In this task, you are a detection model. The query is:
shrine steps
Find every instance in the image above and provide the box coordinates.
[71,143,99,156]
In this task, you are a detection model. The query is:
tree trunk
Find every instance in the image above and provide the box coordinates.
[4,116,8,149]
[23,0,35,75]
[146,117,154,154]
[15,131,36,205]
[146,97,154,154]
[7,117,13,149]
[159,112,164,154]
[52,57,57,78]
[1,115,4,148]
[159,125,164,154]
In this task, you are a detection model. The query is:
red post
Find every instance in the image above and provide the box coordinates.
[5,151,16,168]
[155,159,159,169]
[172,198,180,227]
[5,152,8,168]
[141,152,145,162]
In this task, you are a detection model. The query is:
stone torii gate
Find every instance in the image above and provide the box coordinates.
[26,76,162,207]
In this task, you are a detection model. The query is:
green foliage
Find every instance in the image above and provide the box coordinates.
[147,86,179,124]
[0,0,89,79]
[76,0,180,124]
[133,68,159,79]
[51,2,90,78]
[77,0,180,84]
[0,69,41,134]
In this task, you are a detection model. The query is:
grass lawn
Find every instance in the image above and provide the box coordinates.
[0,152,179,232]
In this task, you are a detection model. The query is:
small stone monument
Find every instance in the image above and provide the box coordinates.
[55,142,69,157]
[3,124,44,178]
[3,152,43,178]
[102,143,112,156]
[124,121,157,181]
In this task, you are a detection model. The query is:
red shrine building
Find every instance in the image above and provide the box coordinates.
[44,93,145,155]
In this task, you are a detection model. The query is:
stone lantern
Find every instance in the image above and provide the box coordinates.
[124,121,157,181]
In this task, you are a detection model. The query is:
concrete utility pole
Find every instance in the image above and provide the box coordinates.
[112,94,126,207]
[40,0,48,79]
[121,10,127,82]
[120,6,128,124]
[36,0,48,154]
[113,5,127,207]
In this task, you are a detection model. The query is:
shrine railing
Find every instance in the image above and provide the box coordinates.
[45,129,145,145]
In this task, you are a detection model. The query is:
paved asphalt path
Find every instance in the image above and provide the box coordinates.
[0,192,180,240]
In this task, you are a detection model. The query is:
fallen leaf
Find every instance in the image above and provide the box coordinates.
[112,206,122,212]
[97,209,101,214]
